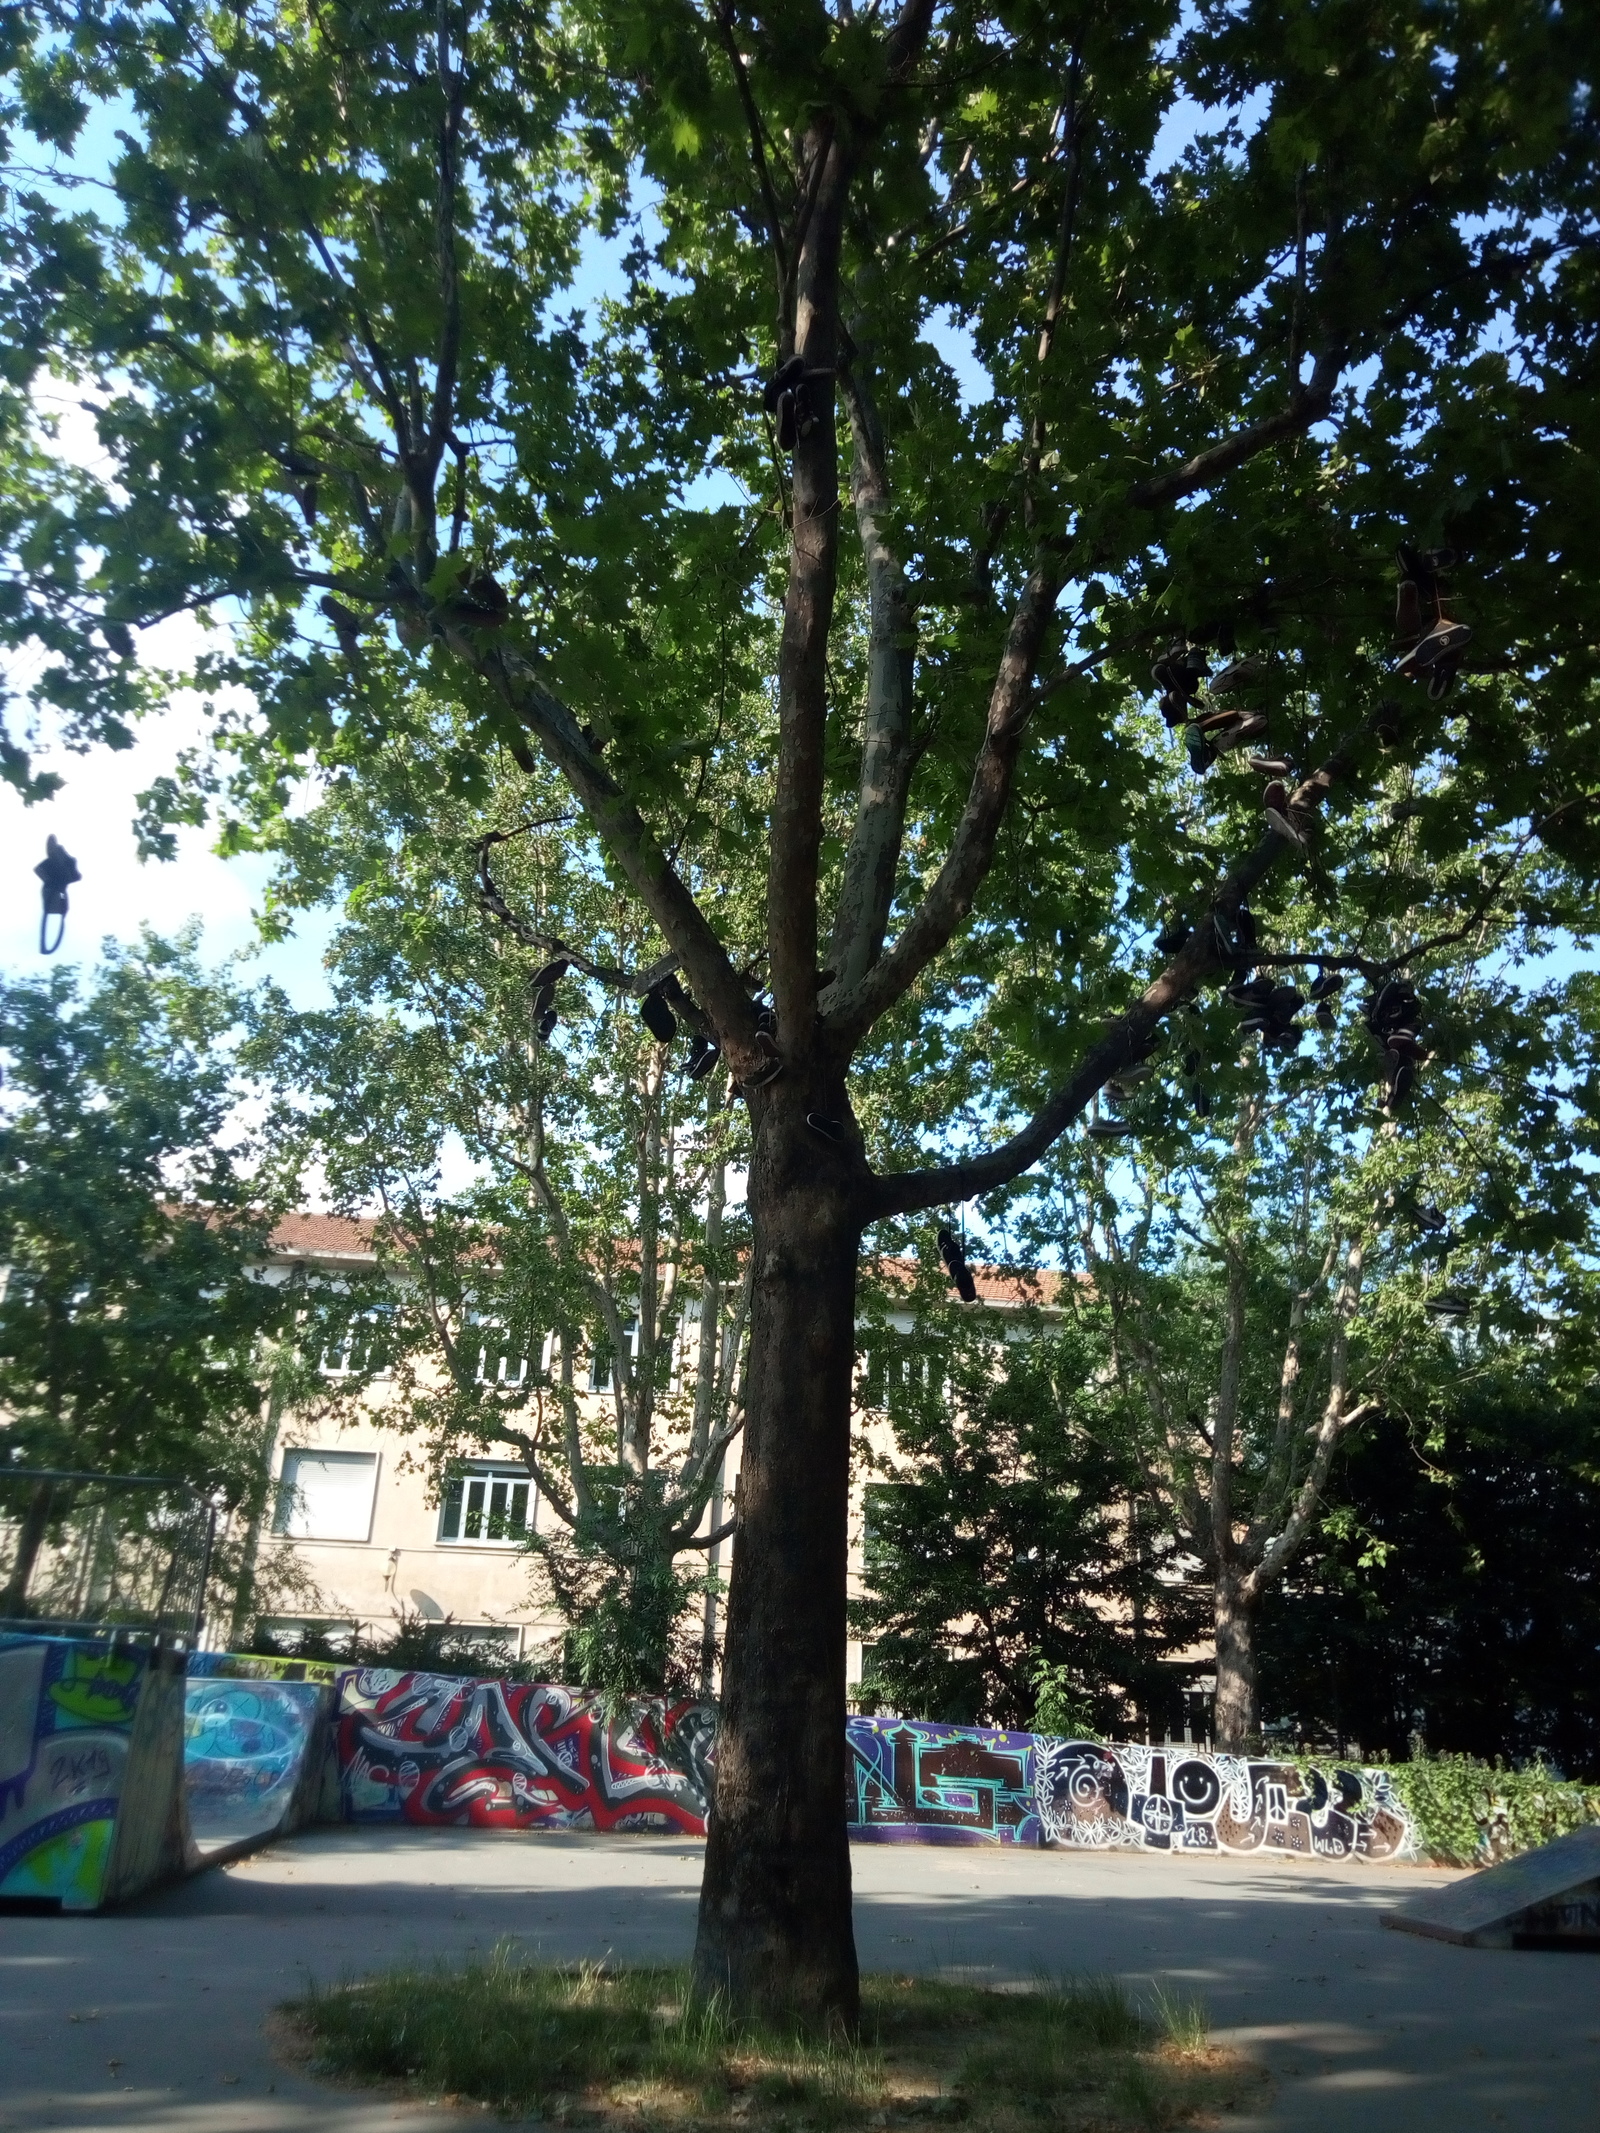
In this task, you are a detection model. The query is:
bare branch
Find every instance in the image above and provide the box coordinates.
[715,5,788,313]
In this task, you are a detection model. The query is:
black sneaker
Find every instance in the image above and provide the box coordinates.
[807,1113,847,1143]
[640,987,678,1042]
[740,1035,783,1089]
[1394,616,1472,676]
[1087,1117,1134,1139]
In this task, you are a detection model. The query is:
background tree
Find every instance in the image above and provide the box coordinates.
[254,741,754,1695]
[0,931,322,1616]
[4,0,1597,2020]
[1031,857,1600,1751]
[850,1298,1204,1734]
[1257,1375,1600,1782]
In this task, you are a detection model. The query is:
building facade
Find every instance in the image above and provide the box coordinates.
[246,1214,1058,1697]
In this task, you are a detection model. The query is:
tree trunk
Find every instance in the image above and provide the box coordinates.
[690,1124,861,2030]
[1213,1576,1259,1752]
[1,1479,57,1618]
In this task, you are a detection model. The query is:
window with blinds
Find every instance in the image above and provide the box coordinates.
[437,1466,535,1546]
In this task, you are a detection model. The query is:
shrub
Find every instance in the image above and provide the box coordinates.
[1386,1752,1600,1867]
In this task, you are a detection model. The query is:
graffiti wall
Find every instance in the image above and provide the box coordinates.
[183,1676,334,1850]
[0,1635,189,1908]
[846,1717,1415,1860]
[336,1670,718,1833]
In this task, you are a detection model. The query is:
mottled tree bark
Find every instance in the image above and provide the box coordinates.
[1212,1577,1259,1752]
[691,1105,862,2028]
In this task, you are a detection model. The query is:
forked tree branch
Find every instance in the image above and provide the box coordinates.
[865,691,1413,1219]
[826,353,1349,1054]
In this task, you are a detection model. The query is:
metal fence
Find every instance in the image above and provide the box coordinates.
[0,1468,220,1649]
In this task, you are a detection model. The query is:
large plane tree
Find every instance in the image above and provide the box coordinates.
[3,0,1595,2024]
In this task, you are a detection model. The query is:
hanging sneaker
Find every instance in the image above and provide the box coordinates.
[740,1034,783,1089]
[1394,616,1472,677]
[1427,659,1460,700]
[1188,732,1213,775]
[1159,692,1188,727]
[1247,754,1292,776]
[1308,970,1344,1001]
[1384,1055,1417,1105]
[537,1007,558,1043]
[1394,578,1424,644]
[1315,1002,1336,1030]
[1192,1084,1212,1118]
[640,986,678,1042]
[1426,1288,1473,1319]
[1087,1117,1135,1138]
[686,1032,721,1081]
[807,1113,847,1143]
[1208,656,1262,697]
[1212,713,1270,754]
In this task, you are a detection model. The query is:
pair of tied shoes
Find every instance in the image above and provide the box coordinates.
[1193,704,1268,754]
[1260,779,1313,848]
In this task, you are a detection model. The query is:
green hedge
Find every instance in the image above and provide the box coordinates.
[1380,1753,1600,1867]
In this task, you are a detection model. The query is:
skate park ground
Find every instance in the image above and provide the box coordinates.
[2,1827,1596,2133]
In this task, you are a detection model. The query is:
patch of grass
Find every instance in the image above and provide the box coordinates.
[284,1951,1261,2132]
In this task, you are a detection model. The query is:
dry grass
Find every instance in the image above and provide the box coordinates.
[283,1951,1264,2131]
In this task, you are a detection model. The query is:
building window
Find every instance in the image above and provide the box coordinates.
[438,1466,535,1547]
[589,1317,638,1392]
[321,1309,393,1378]
[468,1318,539,1386]
[273,1450,380,1541]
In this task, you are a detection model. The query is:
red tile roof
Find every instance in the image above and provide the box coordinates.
[263,1213,1068,1309]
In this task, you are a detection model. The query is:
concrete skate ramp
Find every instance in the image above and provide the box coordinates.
[1385,1823,1600,1947]
[183,1673,336,1857]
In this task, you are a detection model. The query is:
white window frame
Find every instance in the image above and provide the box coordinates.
[437,1463,537,1548]
[588,1316,638,1392]
[319,1308,393,1379]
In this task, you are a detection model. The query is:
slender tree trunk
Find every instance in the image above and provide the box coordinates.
[690,1121,861,2029]
[1,1479,57,1617]
[230,1383,286,1648]
[1213,1575,1258,1752]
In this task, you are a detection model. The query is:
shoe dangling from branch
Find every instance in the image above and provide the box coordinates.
[937,1224,979,1304]
[35,836,80,955]
[640,982,679,1044]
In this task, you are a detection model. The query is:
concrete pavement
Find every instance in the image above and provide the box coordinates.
[2,1827,1596,2133]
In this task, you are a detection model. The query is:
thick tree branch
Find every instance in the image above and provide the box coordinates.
[827,362,917,990]
[1127,347,1342,509]
[865,693,1408,1219]
[825,560,1062,1047]
[767,126,853,1042]
[715,5,789,314]
[424,0,468,484]
[439,628,762,1067]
